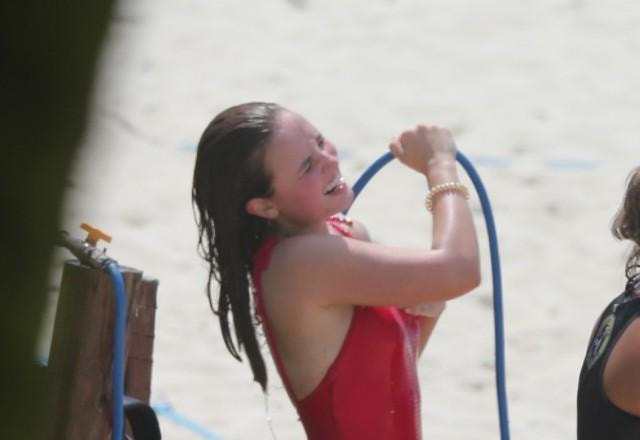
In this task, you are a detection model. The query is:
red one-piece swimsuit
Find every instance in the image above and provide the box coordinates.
[252,216,423,440]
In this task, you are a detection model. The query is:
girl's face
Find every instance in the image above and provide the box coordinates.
[261,110,353,235]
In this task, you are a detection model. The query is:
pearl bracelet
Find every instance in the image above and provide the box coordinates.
[425,182,470,212]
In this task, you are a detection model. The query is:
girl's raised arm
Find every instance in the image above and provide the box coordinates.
[265,125,480,308]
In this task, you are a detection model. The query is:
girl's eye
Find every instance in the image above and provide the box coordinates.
[304,158,313,173]
[316,134,325,150]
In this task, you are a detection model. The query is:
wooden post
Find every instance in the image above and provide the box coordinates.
[46,260,158,440]
[125,277,158,403]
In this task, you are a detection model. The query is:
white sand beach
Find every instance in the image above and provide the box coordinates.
[49,0,639,438]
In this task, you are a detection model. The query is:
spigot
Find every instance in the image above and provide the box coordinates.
[80,223,112,247]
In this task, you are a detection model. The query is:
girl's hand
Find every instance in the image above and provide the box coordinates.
[389,125,457,176]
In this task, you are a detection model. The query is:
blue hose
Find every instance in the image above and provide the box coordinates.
[345,150,510,440]
[106,262,126,440]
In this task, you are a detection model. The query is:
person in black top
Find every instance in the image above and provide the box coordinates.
[577,167,640,439]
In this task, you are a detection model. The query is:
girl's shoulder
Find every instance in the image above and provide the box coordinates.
[603,316,640,416]
[263,218,363,285]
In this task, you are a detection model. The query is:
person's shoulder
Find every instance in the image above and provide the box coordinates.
[603,315,640,416]
[271,232,348,264]
[263,233,351,301]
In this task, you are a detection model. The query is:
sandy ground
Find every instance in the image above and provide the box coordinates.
[44,0,640,438]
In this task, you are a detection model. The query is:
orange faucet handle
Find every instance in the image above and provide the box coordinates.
[80,223,112,246]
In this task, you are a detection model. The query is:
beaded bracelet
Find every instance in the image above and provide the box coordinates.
[425,182,470,212]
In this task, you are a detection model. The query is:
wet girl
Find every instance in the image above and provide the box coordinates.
[192,102,480,439]
[577,167,640,439]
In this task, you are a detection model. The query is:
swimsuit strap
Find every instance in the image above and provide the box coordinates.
[251,236,303,404]
[326,214,353,238]
[624,271,640,297]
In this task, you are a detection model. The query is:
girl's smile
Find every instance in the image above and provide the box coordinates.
[323,175,346,195]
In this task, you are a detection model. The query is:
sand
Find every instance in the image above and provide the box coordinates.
[50,0,639,438]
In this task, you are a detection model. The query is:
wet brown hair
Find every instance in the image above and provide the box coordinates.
[611,167,640,286]
[192,102,281,390]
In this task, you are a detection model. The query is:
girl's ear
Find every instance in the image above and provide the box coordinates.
[245,197,279,220]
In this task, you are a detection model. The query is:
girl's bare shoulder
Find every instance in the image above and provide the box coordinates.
[604,317,640,416]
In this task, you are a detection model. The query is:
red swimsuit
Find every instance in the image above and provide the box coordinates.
[252,217,423,440]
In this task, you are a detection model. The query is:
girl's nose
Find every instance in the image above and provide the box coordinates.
[320,150,338,172]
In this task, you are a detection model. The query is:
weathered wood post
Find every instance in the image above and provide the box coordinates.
[46,259,158,440]
[125,277,158,404]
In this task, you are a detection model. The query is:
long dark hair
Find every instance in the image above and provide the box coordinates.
[611,167,640,290]
[192,102,281,391]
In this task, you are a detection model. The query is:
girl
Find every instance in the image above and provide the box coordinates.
[192,102,480,439]
[577,167,640,439]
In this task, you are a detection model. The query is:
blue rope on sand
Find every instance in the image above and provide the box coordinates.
[152,403,225,440]
[346,150,511,440]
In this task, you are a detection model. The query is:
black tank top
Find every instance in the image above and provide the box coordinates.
[577,284,640,440]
